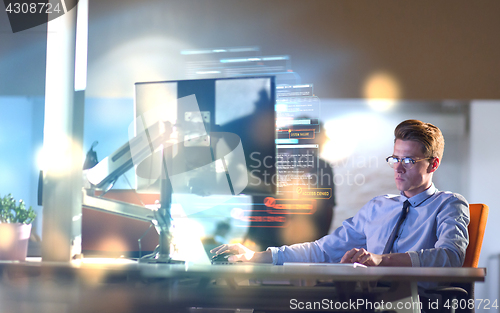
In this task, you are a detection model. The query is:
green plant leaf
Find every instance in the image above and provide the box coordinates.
[0,193,36,224]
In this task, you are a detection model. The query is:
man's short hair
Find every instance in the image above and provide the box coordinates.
[394,120,445,160]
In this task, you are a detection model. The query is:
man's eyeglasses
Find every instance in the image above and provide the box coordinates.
[386,156,433,170]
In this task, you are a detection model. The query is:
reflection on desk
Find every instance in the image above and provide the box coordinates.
[0,260,486,313]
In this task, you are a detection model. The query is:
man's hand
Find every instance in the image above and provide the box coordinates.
[340,248,413,266]
[210,243,272,263]
[340,248,383,266]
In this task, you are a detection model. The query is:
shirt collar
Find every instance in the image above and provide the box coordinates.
[400,183,437,207]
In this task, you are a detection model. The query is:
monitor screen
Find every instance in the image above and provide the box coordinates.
[134,76,276,196]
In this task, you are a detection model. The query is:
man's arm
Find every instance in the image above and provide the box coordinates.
[266,199,374,265]
[211,199,372,265]
[408,194,469,267]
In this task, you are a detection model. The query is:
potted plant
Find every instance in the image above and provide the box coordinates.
[0,194,36,261]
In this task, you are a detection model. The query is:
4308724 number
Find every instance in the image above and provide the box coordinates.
[5,2,61,14]
[444,298,499,310]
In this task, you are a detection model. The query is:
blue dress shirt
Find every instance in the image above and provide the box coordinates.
[268,184,469,267]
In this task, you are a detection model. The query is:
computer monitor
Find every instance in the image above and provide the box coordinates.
[134,76,276,196]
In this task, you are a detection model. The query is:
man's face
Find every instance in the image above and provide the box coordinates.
[392,139,437,198]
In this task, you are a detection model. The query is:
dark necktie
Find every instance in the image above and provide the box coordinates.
[382,200,411,254]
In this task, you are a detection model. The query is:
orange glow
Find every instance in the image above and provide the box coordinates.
[0,225,15,249]
[96,236,129,252]
[363,71,401,111]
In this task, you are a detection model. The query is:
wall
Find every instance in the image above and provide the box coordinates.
[2,1,500,99]
[469,101,500,312]
[83,97,135,189]
[0,97,44,234]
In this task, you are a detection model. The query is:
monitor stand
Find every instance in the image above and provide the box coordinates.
[138,147,184,264]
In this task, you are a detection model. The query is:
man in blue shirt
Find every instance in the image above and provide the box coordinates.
[211,119,469,268]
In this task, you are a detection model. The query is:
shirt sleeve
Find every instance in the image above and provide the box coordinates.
[407,194,469,267]
[268,199,371,265]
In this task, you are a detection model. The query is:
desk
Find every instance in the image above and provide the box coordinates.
[0,260,486,313]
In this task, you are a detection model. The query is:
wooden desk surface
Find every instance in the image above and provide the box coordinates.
[0,259,486,283]
[0,260,486,313]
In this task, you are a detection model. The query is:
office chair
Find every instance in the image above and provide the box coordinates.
[427,203,489,313]
[463,204,489,268]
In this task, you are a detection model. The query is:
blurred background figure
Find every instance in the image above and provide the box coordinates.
[244,120,336,251]
[202,219,231,255]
